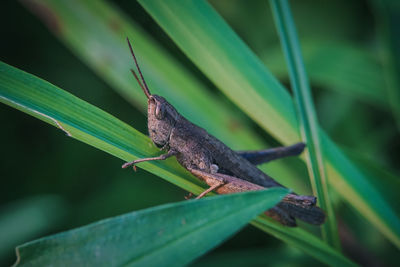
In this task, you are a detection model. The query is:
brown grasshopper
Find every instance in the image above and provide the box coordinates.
[122,38,325,226]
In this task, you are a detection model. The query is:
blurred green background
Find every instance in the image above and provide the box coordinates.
[1,0,399,266]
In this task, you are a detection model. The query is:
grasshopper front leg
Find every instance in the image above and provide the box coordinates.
[122,149,178,170]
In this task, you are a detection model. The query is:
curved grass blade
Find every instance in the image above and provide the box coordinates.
[269,0,339,248]
[0,62,355,265]
[0,61,204,194]
[138,0,400,248]
[21,0,307,193]
[14,189,289,267]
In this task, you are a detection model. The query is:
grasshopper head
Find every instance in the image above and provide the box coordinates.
[126,38,179,149]
[147,95,179,149]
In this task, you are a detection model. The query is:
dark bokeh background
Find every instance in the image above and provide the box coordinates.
[1,0,399,266]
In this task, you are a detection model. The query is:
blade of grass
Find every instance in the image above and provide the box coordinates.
[138,0,400,248]
[269,0,339,249]
[0,62,355,265]
[21,0,309,193]
[0,61,203,194]
[14,189,289,266]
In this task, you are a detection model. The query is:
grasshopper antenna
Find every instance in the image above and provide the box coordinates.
[126,37,152,99]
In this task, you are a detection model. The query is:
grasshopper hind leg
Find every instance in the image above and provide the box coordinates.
[237,142,306,165]
[265,207,297,227]
[187,167,297,226]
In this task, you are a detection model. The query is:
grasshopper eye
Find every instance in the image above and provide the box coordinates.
[155,102,165,119]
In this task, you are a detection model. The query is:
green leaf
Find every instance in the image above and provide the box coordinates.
[21,0,307,193]
[138,0,400,248]
[269,0,339,248]
[14,189,288,266]
[0,61,203,195]
[0,62,355,265]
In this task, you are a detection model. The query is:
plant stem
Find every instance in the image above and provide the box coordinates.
[269,0,341,249]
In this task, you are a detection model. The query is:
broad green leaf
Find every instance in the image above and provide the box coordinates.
[269,0,339,248]
[0,195,66,261]
[21,0,307,193]
[14,189,289,266]
[138,0,400,248]
[0,62,355,265]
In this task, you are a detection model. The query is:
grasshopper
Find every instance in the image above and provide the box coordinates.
[122,38,325,226]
